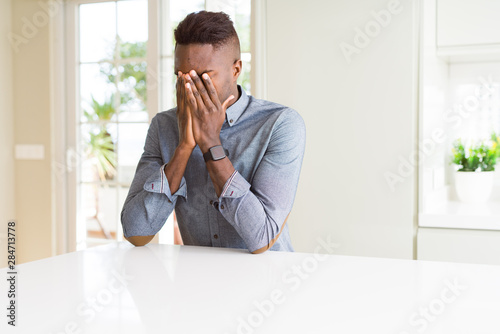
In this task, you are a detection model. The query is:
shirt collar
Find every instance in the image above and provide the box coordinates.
[225,85,249,127]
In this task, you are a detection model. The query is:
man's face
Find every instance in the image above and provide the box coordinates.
[174,43,240,105]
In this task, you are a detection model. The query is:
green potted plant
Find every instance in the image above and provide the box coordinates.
[451,133,499,203]
[82,94,117,239]
[83,94,117,181]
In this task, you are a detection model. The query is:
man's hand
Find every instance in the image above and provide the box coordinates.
[176,71,196,150]
[160,72,196,196]
[184,70,234,153]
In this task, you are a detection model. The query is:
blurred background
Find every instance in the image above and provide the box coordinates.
[1,0,500,267]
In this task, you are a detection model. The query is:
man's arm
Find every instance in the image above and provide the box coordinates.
[122,146,191,247]
[210,111,305,253]
[122,145,191,247]
[120,116,190,246]
[184,71,306,253]
[125,235,155,247]
[121,74,195,247]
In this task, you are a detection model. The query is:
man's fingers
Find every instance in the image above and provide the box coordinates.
[189,70,213,108]
[185,74,204,112]
[201,73,221,108]
[185,82,198,112]
[176,72,185,108]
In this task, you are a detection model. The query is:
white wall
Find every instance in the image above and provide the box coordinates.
[266,0,418,259]
[11,0,54,264]
[0,0,15,268]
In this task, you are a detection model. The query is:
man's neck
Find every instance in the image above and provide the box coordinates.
[226,85,241,109]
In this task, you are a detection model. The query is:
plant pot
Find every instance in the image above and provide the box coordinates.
[455,171,494,203]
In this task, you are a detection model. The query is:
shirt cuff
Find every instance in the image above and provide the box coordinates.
[220,170,250,199]
[143,163,187,202]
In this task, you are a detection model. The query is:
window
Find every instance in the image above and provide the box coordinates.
[69,0,151,249]
[418,2,500,230]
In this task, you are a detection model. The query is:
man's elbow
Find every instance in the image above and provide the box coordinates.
[125,235,155,247]
[251,214,290,254]
[251,240,276,254]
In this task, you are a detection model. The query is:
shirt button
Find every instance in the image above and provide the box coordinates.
[229,119,234,123]
[214,234,219,239]
[210,200,213,205]
[220,204,225,210]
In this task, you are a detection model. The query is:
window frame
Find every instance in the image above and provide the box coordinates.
[64,0,160,251]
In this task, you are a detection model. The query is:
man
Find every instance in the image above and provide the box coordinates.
[121,11,305,254]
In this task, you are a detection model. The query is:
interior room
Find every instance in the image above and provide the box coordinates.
[1,0,500,333]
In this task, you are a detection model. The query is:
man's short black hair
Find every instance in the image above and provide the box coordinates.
[174,10,240,52]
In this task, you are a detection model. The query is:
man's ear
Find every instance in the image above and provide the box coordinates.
[232,59,242,81]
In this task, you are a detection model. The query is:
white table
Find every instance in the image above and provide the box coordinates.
[2,242,500,333]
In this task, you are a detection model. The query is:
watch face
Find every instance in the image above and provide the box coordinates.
[210,146,226,160]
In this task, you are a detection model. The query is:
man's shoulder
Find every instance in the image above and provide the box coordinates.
[146,108,178,133]
[154,107,177,123]
[247,96,303,125]
[249,95,290,112]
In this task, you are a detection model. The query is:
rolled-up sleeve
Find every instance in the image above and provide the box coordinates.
[216,109,306,253]
[121,115,186,238]
[144,163,187,202]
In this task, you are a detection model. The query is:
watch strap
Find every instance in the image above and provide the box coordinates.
[203,146,229,162]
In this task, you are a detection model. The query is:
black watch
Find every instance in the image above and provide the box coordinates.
[203,145,229,162]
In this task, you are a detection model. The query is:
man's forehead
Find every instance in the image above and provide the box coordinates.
[174,45,217,71]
